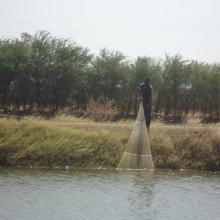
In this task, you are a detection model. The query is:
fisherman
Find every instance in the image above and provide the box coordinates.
[139,78,152,132]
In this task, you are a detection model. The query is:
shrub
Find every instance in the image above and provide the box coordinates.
[176,130,213,170]
[150,132,179,168]
[86,97,118,121]
[207,131,220,170]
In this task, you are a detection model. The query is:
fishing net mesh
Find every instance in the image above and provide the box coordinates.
[117,102,154,170]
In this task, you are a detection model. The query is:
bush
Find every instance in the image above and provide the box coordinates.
[150,132,179,168]
[86,97,118,121]
[207,132,220,170]
[176,130,215,170]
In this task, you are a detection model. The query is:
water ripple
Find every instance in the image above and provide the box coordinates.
[0,168,220,220]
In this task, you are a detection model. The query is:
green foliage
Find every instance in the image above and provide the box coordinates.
[0,31,92,112]
[0,31,220,122]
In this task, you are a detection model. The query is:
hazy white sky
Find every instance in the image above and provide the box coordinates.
[0,0,220,63]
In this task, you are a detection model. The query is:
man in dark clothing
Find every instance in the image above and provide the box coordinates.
[139,78,152,132]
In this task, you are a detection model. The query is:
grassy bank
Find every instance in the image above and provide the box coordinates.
[0,118,220,171]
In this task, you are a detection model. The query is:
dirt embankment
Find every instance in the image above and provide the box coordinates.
[0,118,220,171]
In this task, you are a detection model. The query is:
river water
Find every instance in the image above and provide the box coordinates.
[0,168,220,220]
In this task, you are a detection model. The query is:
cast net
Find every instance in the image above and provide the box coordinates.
[117,102,154,170]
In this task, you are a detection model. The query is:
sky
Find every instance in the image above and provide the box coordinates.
[0,0,220,63]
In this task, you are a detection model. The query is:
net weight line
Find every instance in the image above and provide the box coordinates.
[124,152,152,157]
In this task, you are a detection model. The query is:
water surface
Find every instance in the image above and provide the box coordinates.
[0,168,220,220]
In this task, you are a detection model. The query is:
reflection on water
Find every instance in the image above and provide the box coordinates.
[0,168,220,220]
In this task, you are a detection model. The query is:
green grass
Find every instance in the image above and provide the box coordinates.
[0,118,127,168]
[0,118,220,171]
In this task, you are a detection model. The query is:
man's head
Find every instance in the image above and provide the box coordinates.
[144,78,150,85]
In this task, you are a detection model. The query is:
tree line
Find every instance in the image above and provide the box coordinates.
[0,31,220,122]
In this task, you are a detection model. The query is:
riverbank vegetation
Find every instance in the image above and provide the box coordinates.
[0,118,219,171]
[1,31,220,122]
